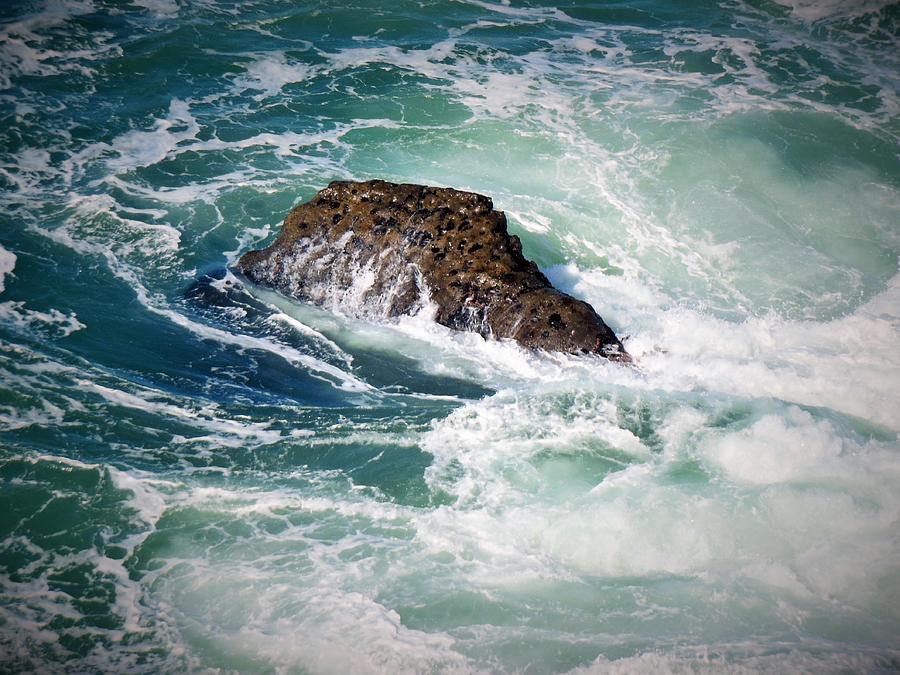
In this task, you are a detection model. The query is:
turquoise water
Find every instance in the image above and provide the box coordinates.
[1,0,899,672]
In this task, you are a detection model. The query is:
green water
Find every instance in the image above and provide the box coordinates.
[1,0,899,672]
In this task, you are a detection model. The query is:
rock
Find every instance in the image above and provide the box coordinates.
[237,180,629,361]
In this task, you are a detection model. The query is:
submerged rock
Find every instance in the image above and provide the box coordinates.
[237,180,629,360]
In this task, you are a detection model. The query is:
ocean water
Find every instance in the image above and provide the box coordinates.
[1,0,899,672]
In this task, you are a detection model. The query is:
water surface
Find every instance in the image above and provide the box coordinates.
[1,0,899,672]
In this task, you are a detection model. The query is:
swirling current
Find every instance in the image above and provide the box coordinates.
[1,0,899,673]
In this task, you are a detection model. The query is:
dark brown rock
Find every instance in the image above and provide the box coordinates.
[237,180,629,361]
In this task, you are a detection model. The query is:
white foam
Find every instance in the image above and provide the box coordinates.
[131,0,179,18]
[701,407,844,485]
[0,301,86,338]
[223,223,270,266]
[456,0,572,23]
[152,303,371,394]
[0,244,16,293]
[0,0,112,90]
[267,312,351,365]
[106,467,170,528]
[568,648,898,674]
[0,147,58,204]
[99,168,268,205]
[571,36,600,54]
[771,0,895,21]
[68,193,182,254]
[240,590,470,675]
[313,260,896,607]
[4,2,900,670]
[506,210,551,234]
[234,52,318,100]
[84,479,471,673]
[0,454,177,668]
[105,99,200,172]
[325,40,456,79]
[29,219,371,394]
[547,265,900,432]
[82,380,313,449]
[409,385,899,613]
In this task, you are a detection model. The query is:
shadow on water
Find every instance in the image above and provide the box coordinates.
[183,267,491,506]
[185,266,494,402]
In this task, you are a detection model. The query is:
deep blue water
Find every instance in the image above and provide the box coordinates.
[1,0,899,672]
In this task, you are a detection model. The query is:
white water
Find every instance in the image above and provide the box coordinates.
[1,0,899,672]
